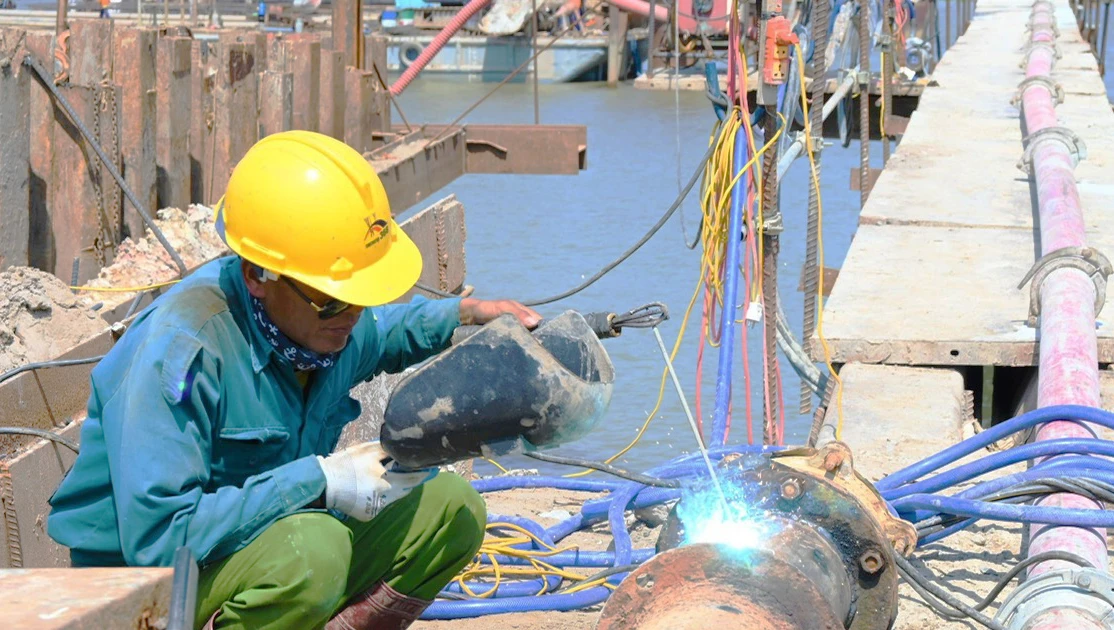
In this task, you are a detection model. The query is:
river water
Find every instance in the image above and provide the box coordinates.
[396,33,1114,475]
[396,80,871,475]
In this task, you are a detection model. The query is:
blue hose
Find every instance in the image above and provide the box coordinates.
[877,405,1111,491]
[425,586,615,619]
[894,494,1114,527]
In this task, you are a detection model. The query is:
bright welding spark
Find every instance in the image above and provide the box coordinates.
[676,476,779,555]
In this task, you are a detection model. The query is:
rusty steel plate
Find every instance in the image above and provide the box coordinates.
[597,543,845,630]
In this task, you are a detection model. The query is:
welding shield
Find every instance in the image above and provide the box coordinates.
[380,311,616,469]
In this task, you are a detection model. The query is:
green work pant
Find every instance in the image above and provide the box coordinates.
[194,473,486,630]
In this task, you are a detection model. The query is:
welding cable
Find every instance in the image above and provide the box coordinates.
[883,437,1114,500]
[0,427,80,453]
[895,554,1007,630]
[0,355,106,387]
[523,451,681,488]
[876,404,1114,491]
[517,124,727,308]
[892,493,1114,528]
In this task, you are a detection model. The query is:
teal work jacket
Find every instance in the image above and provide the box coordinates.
[47,256,461,568]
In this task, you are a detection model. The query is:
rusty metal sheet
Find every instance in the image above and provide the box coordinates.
[112,27,158,241]
[0,28,30,271]
[396,195,467,301]
[156,36,191,211]
[210,42,258,202]
[850,166,882,193]
[219,30,267,74]
[344,68,376,153]
[189,38,216,204]
[258,70,293,138]
[368,129,466,213]
[319,48,345,140]
[393,123,588,175]
[24,30,53,272]
[284,36,320,133]
[49,84,122,283]
[364,33,387,77]
[0,567,172,622]
[67,19,114,85]
[332,0,362,67]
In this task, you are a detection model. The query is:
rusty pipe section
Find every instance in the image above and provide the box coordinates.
[600,442,913,629]
[598,529,852,630]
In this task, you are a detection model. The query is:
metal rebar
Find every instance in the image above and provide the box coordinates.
[946,0,952,50]
[532,0,539,123]
[23,54,189,277]
[859,0,871,208]
[55,0,66,36]
[1100,0,1110,76]
[882,0,893,164]
[369,60,413,133]
[801,0,830,415]
[762,113,781,445]
[648,0,657,79]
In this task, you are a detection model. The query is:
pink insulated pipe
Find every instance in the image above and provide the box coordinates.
[1014,2,1109,629]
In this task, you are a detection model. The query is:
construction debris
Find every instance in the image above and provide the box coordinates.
[0,266,103,374]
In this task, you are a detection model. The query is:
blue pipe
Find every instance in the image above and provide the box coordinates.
[711,127,752,446]
[893,494,1114,527]
[877,405,1112,491]
[472,477,621,493]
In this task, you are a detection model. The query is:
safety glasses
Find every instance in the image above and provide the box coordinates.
[282,277,352,320]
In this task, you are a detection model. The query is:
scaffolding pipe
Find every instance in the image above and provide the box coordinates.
[1012,1,1109,628]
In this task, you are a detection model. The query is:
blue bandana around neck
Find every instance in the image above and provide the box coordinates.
[249,294,338,371]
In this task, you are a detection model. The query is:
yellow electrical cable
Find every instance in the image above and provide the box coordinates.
[794,44,844,438]
[69,279,180,292]
[483,457,510,474]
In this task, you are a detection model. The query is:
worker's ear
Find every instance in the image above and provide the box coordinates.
[241,259,268,299]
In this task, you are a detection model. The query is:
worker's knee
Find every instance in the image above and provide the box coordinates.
[424,473,486,559]
[258,513,353,616]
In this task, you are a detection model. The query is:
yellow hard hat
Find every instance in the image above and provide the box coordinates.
[215,131,422,307]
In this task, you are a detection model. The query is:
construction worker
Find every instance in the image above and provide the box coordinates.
[46,130,542,630]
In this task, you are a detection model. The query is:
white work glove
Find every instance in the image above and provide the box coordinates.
[316,442,436,521]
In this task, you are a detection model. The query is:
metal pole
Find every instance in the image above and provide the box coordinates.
[882,0,893,164]
[648,0,657,78]
[801,0,829,415]
[1100,0,1110,76]
[761,126,781,444]
[858,0,871,208]
[1007,3,1111,627]
[946,0,951,49]
[532,0,539,123]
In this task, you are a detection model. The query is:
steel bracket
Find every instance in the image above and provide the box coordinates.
[856,70,871,86]
[996,568,1114,629]
[1019,40,1062,67]
[1017,126,1087,174]
[1012,75,1065,107]
[763,212,785,235]
[1017,246,1113,327]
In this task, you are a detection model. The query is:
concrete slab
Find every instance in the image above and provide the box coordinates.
[0,567,172,628]
[811,0,1114,367]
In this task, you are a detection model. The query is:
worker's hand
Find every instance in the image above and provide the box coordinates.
[316,442,434,521]
[460,298,543,329]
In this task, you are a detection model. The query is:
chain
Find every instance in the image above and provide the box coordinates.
[0,462,21,568]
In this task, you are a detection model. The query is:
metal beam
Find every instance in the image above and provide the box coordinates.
[390,124,588,175]
[368,129,466,213]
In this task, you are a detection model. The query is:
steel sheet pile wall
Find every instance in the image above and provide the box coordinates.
[0,21,392,282]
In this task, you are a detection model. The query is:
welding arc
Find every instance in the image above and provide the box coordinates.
[522,452,680,488]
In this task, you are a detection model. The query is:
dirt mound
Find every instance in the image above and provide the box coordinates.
[0,267,104,374]
[81,205,229,308]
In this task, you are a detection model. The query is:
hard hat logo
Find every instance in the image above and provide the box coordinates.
[364,217,390,248]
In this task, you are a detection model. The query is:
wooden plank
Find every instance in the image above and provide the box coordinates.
[156,35,191,211]
[67,19,113,86]
[48,84,122,283]
[258,70,292,138]
[189,38,216,204]
[344,67,375,153]
[210,42,259,200]
[0,28,30,271]
[319,48,346,140]
[112,27,158,241]
[24,30,53,272]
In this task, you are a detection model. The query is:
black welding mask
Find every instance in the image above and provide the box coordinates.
[380,311,616,469]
